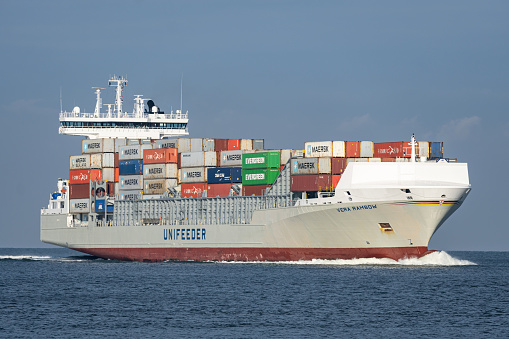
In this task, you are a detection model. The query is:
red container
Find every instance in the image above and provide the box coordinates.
[228,139,240,150]
[69,169,102,184]
[332,175,341,188]
[331,158,346,175]
[207,183,232,197]
[214,139,229,152]
[242,184,271,196]
[69,183,89,199]
[107,182,115,196]
[345,141,359,158]
[114,168,119,182]
[291,174,332,192]
[374,142,404,158]
[143,148,178,164]
[401,142,419,158]
[114,153,119,168]
[181,183,207,198]
[381,158,396,162]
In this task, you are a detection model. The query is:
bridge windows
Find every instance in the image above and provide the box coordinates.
[60,121,187,130]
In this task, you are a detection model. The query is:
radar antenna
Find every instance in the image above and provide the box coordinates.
[133,95,151,117]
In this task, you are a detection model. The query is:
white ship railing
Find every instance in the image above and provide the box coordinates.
[60,112,188,120]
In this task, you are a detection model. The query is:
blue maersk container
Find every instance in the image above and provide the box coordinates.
[429,142,443,159]
[207,168,232,184]
[119,160,143,175]
[231,167,242,183]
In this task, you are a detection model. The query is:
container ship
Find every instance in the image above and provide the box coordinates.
[40,76,471,262]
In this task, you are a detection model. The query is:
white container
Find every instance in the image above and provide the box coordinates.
[180,167,209,183]
[143,179,178,195]
[220,150,243,167]
[240,139,253,151]
[144,163,177,179]
[144,179,168,195]
[418,142,429,159]
[318,157,332,174]
[360,141,374,158]
[128,139,140,145]
[102,168,115,182]
[204,151,217,167]
[396,158,410,162]
[332,141,346,157]
[117,189,142,201]
[90,153,102,168]
[119,144,152,160]
[203,138,215,152]
[119,145,141,160]
[115,138,127,152]
[154,138,178,149]
[70,155,90,170]
[165,163,178,178]
[290,158,318,175]
[82,138,115,154]
[180,151,217,167]
[69,199,90,214]
[190,138,203,152]
[280,149,292,166]
[144,164,165,179]
[368,158,382,162]
[181,152,204,167]
[253,139,264,150]
[102,153,116,168]
[119,175,143,190]
[291,150,304,158]
[178,138,191,153]
[305,141,333,158]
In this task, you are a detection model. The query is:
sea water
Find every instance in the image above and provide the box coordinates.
[0,249,507,338]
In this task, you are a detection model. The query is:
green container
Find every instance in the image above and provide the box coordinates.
[242,168,280,186]
[242,152,280,169]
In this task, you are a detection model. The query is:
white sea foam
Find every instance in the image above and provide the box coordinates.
[221,251,477,266]
[0,255,53,261]
[0,255,93,262]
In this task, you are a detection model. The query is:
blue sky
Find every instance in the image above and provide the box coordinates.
[0,1,508,249]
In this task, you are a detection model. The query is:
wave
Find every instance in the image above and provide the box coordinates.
[0,255,54,261]
[221,251,477,266]
[0,255,99,262]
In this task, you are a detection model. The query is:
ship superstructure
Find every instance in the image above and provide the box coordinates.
[59,75,188,139]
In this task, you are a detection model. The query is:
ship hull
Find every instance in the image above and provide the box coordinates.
[74,246,430,262]
[41,199,462,262]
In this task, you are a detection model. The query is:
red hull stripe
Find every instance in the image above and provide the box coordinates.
[74,246,430,262]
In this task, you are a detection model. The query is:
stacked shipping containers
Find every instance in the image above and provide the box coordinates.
[69,139,119,214]
[241,152,281,196]
[118,143,152,200]
[68,137,444,206]
[142,148,178,198]
[154,138,262,198]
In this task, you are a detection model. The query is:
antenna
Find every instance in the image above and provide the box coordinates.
[60,86,63,113]
[92,87,105,116]
[180,73,183,115]
[411,133,416,163]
